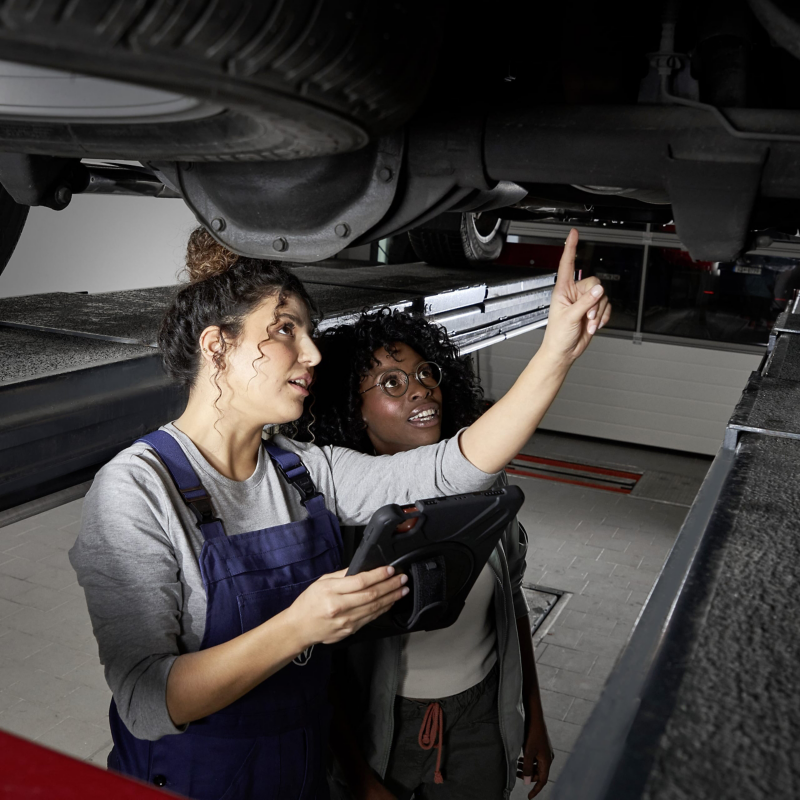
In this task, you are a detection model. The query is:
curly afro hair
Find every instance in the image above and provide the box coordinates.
[294,308,485,452]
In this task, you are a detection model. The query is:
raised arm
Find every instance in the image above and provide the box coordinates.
[460,229,610,474]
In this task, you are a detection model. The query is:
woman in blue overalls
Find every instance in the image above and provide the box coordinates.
[70,227,609,800]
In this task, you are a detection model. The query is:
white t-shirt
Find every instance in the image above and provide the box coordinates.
[396,563,497,699]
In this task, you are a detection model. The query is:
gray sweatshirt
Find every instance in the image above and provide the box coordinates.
[69,423,497,741]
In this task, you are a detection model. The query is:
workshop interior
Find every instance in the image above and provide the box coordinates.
[0,1,799,798]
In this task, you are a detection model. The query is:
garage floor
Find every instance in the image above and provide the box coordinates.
[0,432,711,797]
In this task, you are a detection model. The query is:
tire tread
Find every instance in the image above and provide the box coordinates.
[0,0,443,138]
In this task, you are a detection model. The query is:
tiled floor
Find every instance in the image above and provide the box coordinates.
[0,431,710,798]
[509,432,710,800]
[0,502,112,766]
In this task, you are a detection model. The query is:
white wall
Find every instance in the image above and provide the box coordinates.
[477,330,761,456]
[0,194,199,297]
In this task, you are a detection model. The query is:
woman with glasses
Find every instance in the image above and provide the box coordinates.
[296,309,555,800]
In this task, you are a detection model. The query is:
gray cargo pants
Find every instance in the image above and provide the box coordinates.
[383,663,507,800]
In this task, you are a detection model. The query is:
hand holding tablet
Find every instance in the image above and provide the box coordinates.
[343,485,524,643]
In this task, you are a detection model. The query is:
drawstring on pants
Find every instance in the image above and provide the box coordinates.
[418,701,445,784]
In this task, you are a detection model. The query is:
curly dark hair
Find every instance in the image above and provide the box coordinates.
[295,308,484,452]
[159,227,317,390]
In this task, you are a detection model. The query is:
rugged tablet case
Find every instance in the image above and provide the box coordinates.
[344,484,524,642]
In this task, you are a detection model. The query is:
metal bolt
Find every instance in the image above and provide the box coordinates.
[272,237,289,252]
[334,223,350,238]
[378,167,393,182]
[211,217,226,232]
[53,186,72,206]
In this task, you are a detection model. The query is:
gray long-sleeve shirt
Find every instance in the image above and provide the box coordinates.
[69,423,497,741]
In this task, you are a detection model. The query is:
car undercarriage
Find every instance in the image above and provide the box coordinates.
[1,0,800,272]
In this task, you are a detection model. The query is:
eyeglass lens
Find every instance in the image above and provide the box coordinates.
[378,362,441,397]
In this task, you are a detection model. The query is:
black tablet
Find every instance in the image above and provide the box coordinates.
[344,484,524,642]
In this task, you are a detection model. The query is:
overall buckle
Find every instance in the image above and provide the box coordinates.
[288,470,321,503]
[185,494,221,529]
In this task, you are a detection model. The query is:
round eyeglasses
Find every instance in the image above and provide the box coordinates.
[359,361,442,398]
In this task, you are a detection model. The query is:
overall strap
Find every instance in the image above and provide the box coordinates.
[263,441,327,517]
[137,430,226,541]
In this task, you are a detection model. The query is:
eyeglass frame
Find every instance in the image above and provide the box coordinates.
[358,360,443,398]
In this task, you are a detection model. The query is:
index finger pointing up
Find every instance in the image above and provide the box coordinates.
[556,228,579,287]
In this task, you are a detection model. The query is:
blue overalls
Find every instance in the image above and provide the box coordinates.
[107,430,342,800]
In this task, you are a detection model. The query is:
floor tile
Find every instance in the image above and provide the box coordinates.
[0,518,43,540]
[36,550,73,571]
[556,541,603,560]
[0,658,34,690]
[561,594,604,615]
[542,718,583,752]
[0,698,63,739]
[540,626,583,650]
[0,558,47,581]
[0,575,32,602]
[540,572,587,594]
[580,581,632,603]
[547,749,570,782]
[35,717,112,760]
[547,670,606,702]
[8,670,79,705]
[573,630,627,658]
[49,684,112,724]
[42,619,98,653]
[0,597,25,620]
[0,689,22,714]
[569,556,614,577]
[588,655,618,683]
[43,597,91,627]
[62,660,108,693]
[597,548,642,568]
[22,642,90,677]
[88,740,113,768]
[13,584,72,612]
[537,645,597,676]
[26,567,78,592]
[610,563,657,585]
[539,689,575,722]
[597,599,644,624]
[564,697,597,727]
[25,527,81,552]
[0,629,52,660]
[2,540,57,563]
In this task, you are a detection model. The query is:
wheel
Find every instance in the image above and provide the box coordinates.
[0,0,445,162]
[0,184,29,278]
[408,212,510,266]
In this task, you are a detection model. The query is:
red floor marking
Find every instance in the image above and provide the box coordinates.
[505,467,634,494]
[512,453,642,481]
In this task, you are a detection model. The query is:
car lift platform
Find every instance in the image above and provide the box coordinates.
[0,261,554,513]
[554,301,800,800]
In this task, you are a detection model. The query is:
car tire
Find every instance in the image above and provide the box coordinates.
[0,0,444,162]
[408,212,510,267]
[0,184,29,278]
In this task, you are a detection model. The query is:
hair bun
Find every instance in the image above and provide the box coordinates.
[185,226,240,283]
